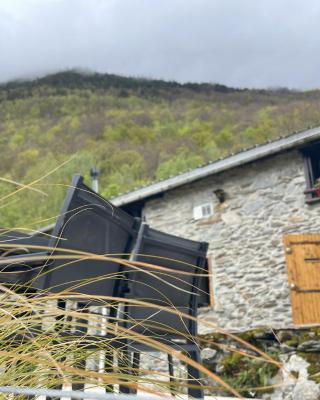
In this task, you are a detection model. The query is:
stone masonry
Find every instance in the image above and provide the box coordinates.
[142,150,320,331]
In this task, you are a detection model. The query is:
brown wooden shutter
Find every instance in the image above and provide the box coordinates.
[284,234,320,325]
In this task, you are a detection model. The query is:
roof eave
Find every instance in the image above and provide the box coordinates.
[112,126,320,207]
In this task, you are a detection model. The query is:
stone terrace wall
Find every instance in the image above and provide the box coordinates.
[143,150,320,331]
[200,327,320,400]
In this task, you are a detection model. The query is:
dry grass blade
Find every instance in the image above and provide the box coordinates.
[0,155,77,204]
[0,177,47,196]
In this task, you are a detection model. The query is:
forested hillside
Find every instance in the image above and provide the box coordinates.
[1,70,320,229]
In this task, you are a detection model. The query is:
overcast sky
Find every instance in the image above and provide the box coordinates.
[1,0,320,89]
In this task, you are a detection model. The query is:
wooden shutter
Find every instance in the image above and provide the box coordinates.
[284,234,320,325]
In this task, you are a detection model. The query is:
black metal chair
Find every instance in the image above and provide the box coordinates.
[0,175,140,398]
[38,174,140,395]
[0,176,209,398]
[38,175,139,296]
[121,223,208,399]
[0,175,139,295]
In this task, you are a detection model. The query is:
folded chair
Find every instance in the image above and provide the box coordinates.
[39,175,139,296]
[0,175,139,295]
[121,223,208,399]
[38,174,140,396]
[0,175,140,398]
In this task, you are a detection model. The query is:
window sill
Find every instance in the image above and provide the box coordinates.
[304,187,320,204]
[306,197,320,205]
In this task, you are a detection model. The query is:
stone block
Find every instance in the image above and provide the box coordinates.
[298,340,320,353]
[292,380,320,400]
[221,211,242,225]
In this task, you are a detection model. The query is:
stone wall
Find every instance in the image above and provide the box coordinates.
[200,327,320,400]
[143,150,320,331]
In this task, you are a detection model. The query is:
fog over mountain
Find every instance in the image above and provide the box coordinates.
[1,0,320,89]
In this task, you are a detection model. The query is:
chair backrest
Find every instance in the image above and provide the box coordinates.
[123,224,208,337]
[38,175,139,300]
[126,224,208,308]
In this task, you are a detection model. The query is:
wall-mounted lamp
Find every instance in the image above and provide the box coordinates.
[213,188,226,203]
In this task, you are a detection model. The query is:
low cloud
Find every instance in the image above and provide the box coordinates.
[0,0,320,89]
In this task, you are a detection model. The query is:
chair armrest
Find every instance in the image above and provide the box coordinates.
[0,251,49,267]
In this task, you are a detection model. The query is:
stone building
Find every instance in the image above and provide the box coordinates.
[113,127,320,332]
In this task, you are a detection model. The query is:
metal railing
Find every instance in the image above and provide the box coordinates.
[0,386,173,400]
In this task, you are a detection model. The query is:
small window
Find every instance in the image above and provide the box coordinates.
[302,144,320,203]
[193,203,213,220]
